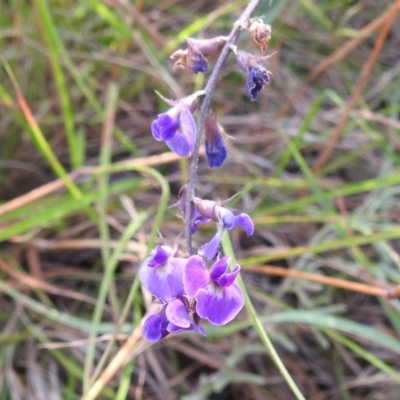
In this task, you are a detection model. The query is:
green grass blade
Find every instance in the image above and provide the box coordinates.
[34,0,81,169]
[222,232,306,400]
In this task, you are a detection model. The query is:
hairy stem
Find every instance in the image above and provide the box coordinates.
[184,0,262,254]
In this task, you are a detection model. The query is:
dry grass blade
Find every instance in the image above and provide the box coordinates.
[273,2,400,123]
[246,264,390,298]
[311,0,400,175]
[0,150,205,218]
[82,324,144,400]
[0,256,99,305]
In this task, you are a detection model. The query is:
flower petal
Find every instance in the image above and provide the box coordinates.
[139,256,186,302]
[183,255,209,297]
[247,66,270,101]
[217,207,236,230]
[166,298,191,328]
[205,135,227,168]
[152,107,181,141]
[167,321,206,336]
[148,245,169,268]
[142,306,169,342]
[210,256,230,281]
[195,282,244,325]
[234,213,254,236]
[216,264,240,288]
[165,106,196,157]
[198,225,224,260]
[204,112,227,168]
[188,46,208,73]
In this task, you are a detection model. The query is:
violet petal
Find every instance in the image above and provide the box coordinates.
[183,255,209,297]
[167,321,206,336]
[246,66,270,101]
[234,213,254,236]
[188,47,208,74]
[195,282,244,325]
[209,256,230,281]
[198,225,224,260]
[217,207,236,230]
[142,306,169,342]
[166,298,191,328]
[139,256,186,302]
[205,135,227,168]
[216,264,240,288]
[148,245,169,268]
[165,106,196,156]
[151,107,180,141]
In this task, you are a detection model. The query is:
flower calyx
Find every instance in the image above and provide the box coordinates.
[170,36,228,74]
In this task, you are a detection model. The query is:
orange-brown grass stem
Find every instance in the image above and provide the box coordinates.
[245,264,400,299]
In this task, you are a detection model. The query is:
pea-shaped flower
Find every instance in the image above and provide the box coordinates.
[183,255,244,325]
[151,90,205,157]
[192,197,254,260]
[142,298,205,342]
[139,244,186,302]
[234,49,273,101]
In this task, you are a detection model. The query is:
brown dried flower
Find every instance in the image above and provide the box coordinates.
[248,18,272,54]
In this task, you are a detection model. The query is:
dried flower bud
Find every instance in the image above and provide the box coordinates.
[248,18,272,54]
[204,112,227,168]
[170,36,228,74]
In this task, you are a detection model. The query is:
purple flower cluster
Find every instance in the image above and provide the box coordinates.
[140,16,272,342]
[151,24,273,166]
[139,191,255,342]
[140,244,244,342]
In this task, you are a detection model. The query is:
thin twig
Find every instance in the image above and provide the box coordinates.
[184,0,262,254]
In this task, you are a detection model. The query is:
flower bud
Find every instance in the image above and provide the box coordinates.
[204,112,227,168]
[170,36,228,74]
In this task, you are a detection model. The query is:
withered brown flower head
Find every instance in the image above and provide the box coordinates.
[248,18,272,54]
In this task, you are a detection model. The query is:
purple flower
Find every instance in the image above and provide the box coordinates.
[151,91,205,156]
[204,112,227,168]
[235,50,273,101]
[143,298,206,343]
[246,66,271,101]
[198,225,224,260]
[184,255,244,325]
[170,36,228,74]
[139,245,186,302]
[193,197,255,259]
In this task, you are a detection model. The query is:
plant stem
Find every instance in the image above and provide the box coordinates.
[184,0,262,254]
